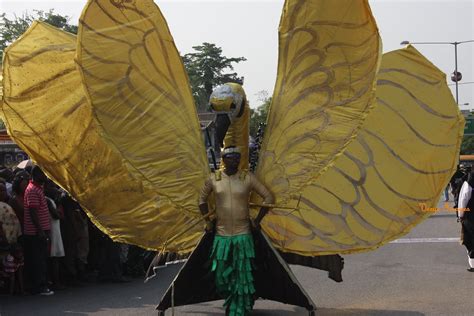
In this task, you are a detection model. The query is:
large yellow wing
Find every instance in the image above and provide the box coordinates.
[260,45,463,256]
[0,73,3,105]
[1,21,205,253]
[0,73,3,115]
[76,0,208,216]
[257,0,382,207]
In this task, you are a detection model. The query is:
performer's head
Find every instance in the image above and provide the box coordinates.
[31,165,47,185]
[221,146,241,174]
[209,83,247,148]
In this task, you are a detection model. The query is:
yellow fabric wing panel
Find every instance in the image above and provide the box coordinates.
[262,46,463,256]
[257,0,382,207]
[76,0,208,216]
[0,74,3,108]
[1,21,203,253]
[0,74,3,121]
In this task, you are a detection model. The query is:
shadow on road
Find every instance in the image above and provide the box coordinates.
[316,308,424,315]
[0,264,182,316]
[168,306,425,315]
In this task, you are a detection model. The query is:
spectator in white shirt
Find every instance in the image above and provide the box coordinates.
[457,171,474,272]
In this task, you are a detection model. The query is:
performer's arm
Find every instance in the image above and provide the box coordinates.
[250,174,274,227]
[458,181,471,219]
[199,177,214,231]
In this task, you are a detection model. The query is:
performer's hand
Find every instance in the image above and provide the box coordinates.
[38,229,46,240]
[252,207,268,231]
[251,219,261,231]
[205,220,215,233]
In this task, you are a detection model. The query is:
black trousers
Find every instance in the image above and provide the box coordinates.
[462,218,474,258]
[23,234,49,293]
[98,236,122,281]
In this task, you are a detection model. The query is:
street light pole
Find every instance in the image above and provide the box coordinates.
[454,42,459,104]
[400,40,474,105]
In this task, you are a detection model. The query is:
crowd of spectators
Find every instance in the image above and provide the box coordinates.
[0,163,153,296]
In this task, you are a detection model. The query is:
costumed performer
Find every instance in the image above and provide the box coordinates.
[199,146,274,316]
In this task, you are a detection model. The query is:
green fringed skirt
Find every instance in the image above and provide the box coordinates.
[211,234,256,316]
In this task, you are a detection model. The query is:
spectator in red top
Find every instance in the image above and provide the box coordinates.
[23,166,54,296]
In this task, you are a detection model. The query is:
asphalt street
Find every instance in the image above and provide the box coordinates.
[1,197,472,316]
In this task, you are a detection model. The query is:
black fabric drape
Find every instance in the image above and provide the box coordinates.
[156,230,316,314]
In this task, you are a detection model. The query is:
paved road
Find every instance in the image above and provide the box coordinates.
[1,198,472,316]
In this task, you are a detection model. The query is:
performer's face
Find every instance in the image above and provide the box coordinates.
[223,154,240,171]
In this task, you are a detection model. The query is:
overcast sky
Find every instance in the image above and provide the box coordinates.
[2,0,473,108]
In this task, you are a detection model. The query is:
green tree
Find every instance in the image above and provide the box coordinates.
[250,94,271,138]
[182,42,246,111]
[0,9,78,63]
[461,136,474,154]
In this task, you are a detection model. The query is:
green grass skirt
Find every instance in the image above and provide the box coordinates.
[211,234,256,316]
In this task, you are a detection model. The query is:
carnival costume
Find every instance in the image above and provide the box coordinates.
[199,146,273,315]
[1,0,464,314]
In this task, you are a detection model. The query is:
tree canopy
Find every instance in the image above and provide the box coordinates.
[182,42,246,111]
[249,92,271,138]
[0,10,78,63]
[461,135,474,154]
